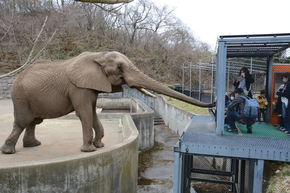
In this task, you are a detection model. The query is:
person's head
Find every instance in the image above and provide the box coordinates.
[260,90,265,96]
[282,74,289,83]
[239,67,250,78]
[234,88,244,97]
[229,92,235,100]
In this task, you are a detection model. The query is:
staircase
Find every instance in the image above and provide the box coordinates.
[154,115,164,126]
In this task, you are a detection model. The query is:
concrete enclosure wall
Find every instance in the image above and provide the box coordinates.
[0,114,138,193]
[123,87,194,136]
[98,97,154,150]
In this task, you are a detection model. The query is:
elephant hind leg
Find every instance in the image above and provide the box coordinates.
[23,120,42,147]
[1,99,37,154]
[1,122,25,154]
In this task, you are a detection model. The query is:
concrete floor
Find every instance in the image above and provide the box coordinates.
[0,99,124,168]
[138,123,179,193]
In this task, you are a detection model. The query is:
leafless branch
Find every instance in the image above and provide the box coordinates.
[25,16,48,64]
[0,12,14,42]
[0,16,57,79]
[0,24,12,42]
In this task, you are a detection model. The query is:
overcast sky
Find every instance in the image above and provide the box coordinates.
[154,0,290,51]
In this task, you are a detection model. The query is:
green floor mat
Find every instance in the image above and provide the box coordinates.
[224,122,289,138]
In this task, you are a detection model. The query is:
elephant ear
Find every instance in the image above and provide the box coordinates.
[66,53,112,93]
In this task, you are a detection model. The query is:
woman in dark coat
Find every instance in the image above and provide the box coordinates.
[233,67,254,98]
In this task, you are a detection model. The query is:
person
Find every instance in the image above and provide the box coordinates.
[256,90,268,122]
[225,92,235,107]
[278,74,290,134]
[233,67,254,98]
[225,88,255,133]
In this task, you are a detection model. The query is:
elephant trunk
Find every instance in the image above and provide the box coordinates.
[126,71,215,108]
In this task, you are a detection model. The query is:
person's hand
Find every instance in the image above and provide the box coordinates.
[237,76,242,81]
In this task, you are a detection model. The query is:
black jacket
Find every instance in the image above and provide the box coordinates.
[281,81,290,100]
[227,94,246,115]
[233,75,254,91]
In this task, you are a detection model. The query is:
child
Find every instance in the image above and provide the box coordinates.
[256,90,268,122]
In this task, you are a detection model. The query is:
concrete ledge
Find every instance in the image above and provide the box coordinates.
[0,102,138,193]
[123,87,194,135]
[98,97,155,150]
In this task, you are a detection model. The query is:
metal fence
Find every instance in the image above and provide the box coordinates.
[180,58,267,102]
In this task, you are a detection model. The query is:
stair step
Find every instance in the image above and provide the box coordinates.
[154,116,165,125]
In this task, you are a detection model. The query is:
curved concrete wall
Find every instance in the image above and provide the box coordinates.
[123,87,194,135]
[0,114,138,193]
[98,97,154,150]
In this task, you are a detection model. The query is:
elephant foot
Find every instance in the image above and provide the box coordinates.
[81,144,97,152]
[23,139,41,147]
[1,144,16,154]
[93,140,104,148]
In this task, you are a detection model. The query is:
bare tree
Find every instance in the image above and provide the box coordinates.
[0,0,213,84]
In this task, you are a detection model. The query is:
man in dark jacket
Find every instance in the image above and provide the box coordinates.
[281,74,290,134]
[225,88,255,133]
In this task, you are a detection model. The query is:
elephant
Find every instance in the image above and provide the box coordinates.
[1,51,215,154]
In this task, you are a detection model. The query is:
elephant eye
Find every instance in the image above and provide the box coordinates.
[117,62,123,72]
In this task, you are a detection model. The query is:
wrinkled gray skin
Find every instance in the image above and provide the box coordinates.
[1,51,215,154]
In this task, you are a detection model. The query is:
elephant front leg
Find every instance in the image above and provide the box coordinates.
[78,109,97,152]
[93,112,104,148]
[1,122,24,154]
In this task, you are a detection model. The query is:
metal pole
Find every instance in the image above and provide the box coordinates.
[227,62,230,92]
[216,40,227,135]
[252,160,264,193]
[250,57,253,74]
[254,73,257,93]
[173,148,182,193]
[266,56,274,122]
[182,64,185,94]
[240,160,246,193]
[211,62,214,103]
[199,64,201,101]
[189,63,192,97]
[266,56,273,99]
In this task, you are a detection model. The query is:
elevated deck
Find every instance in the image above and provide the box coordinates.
[175,115,290,162]
[224,122,289,138]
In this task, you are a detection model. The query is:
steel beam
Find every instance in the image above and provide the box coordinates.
[251,160,264,193]
[189,64,192,97]
[220,33,290,38]
[216,41,227,135]
[182,63,184,94]
[220,37,290,43]
[173,147,182,193]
